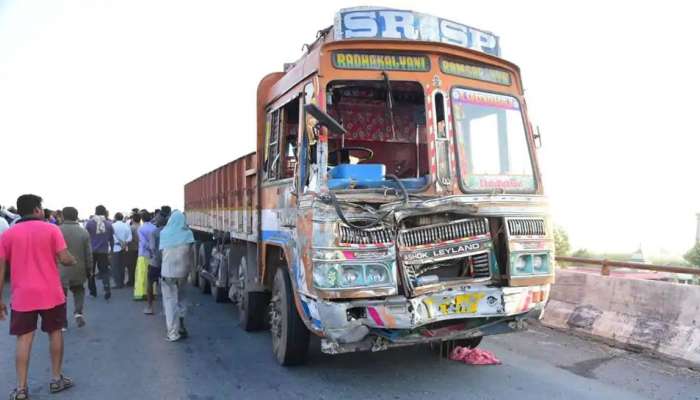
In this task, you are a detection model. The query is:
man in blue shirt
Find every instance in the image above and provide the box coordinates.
[85,205,114,300]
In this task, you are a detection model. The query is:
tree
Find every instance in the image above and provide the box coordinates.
[684,242,700,267]
[572,248,593,258]
[553,225,571,256]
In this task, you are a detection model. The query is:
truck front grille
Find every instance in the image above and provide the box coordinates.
[338,225,393,245]
[507,218,546,236]
[409,251,492,286]
[470,252,491,278]
[398,218,489,247]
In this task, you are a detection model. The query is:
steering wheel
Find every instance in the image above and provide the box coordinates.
[328,146,374,164]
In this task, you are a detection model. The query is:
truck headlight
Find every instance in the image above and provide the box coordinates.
[511,253,550,276]
[533,254,548,272]
[340,265,363,287]
[514,256,529,272]
[366,264,390,285]
[313,263,393,289]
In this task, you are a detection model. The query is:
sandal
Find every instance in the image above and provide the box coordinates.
[49,375,73,393]
[9,388,29,400]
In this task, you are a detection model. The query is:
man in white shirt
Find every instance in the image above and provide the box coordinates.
[111,213,132,289]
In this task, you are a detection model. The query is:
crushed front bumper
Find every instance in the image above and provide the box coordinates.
[300,284,550,354]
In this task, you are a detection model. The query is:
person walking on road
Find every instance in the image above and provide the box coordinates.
[0,194,77,400]
[111,212,132,289]
[125,212,141,287]
[159,210,195,341]
[85,205,114,300]
[134,210,156,303]
[144,206,171,314]
[58,207,93,329]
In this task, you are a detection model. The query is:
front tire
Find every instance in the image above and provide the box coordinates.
[270,268,310,366]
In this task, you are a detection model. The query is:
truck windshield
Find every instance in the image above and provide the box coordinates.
[451,88,535,192]
[325,80,429,191]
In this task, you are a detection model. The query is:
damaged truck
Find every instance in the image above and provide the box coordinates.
[184,7,555,365]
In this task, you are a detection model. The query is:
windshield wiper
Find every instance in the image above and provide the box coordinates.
[381,71,397,141]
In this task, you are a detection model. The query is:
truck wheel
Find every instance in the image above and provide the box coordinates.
[236,257,268,331]
[190,243,200,288]
[212,284,228,303]
[200,273,211,294]
[270,268,310,366]
[199,244,211,294]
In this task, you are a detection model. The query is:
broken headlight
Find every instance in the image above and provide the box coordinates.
[313,263,394,290]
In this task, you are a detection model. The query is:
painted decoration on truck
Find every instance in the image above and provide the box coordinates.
[452,89,519,110]
[467,175,535,191]
[332,52,430,72]
[440,58,511,85]
[334,7,500,57]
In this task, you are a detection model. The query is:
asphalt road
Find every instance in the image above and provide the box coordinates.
[1,286,698,400]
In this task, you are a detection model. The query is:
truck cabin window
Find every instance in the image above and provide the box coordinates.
[451,88,535,192]
[264,98,300,181]
[326,80,428,190]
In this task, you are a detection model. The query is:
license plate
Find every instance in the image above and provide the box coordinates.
[437,292,486,315]
[421,289,503,318]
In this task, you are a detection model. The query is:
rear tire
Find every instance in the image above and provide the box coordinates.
[199,244,211,294]
[270,268,309,366]
[236,258,268,331]
[200,274,211,294]
[190,244,200,288]
[212,285,228,303]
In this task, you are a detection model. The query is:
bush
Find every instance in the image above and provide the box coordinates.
[684,242,700,267]
[553,226,570,256]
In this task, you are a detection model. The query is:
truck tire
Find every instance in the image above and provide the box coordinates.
[211,247,230,303]
[199,244,211,294]
[190,243,200,288]
[212,284,228,303]
[200,273,211,294]
[236,257,268,331]
[270,268,310,366]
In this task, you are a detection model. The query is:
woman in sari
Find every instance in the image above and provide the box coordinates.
[158,210,195,341]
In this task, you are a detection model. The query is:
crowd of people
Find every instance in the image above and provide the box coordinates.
[0,194,196,400]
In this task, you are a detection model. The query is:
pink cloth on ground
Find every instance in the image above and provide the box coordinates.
[0,221,67,311]
[449,347,502,365]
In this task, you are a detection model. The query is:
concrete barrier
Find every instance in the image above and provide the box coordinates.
[542,269,700,367]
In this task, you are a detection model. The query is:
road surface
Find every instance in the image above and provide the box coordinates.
[1,286,698,400]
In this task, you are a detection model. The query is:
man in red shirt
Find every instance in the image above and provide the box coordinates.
[0,194,78,400]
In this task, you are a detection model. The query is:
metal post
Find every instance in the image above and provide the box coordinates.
[601,259,611,276]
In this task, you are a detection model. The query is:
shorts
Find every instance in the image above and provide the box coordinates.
[148,266,161,285]
[10,303,67,336]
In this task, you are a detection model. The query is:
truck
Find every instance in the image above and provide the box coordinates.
[184,7,555,365]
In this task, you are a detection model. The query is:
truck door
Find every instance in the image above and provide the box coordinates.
[261,95,301,245]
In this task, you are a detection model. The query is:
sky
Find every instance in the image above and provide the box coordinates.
[1,0,698,257]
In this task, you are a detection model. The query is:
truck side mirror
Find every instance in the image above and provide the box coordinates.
[304,104,346,136]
